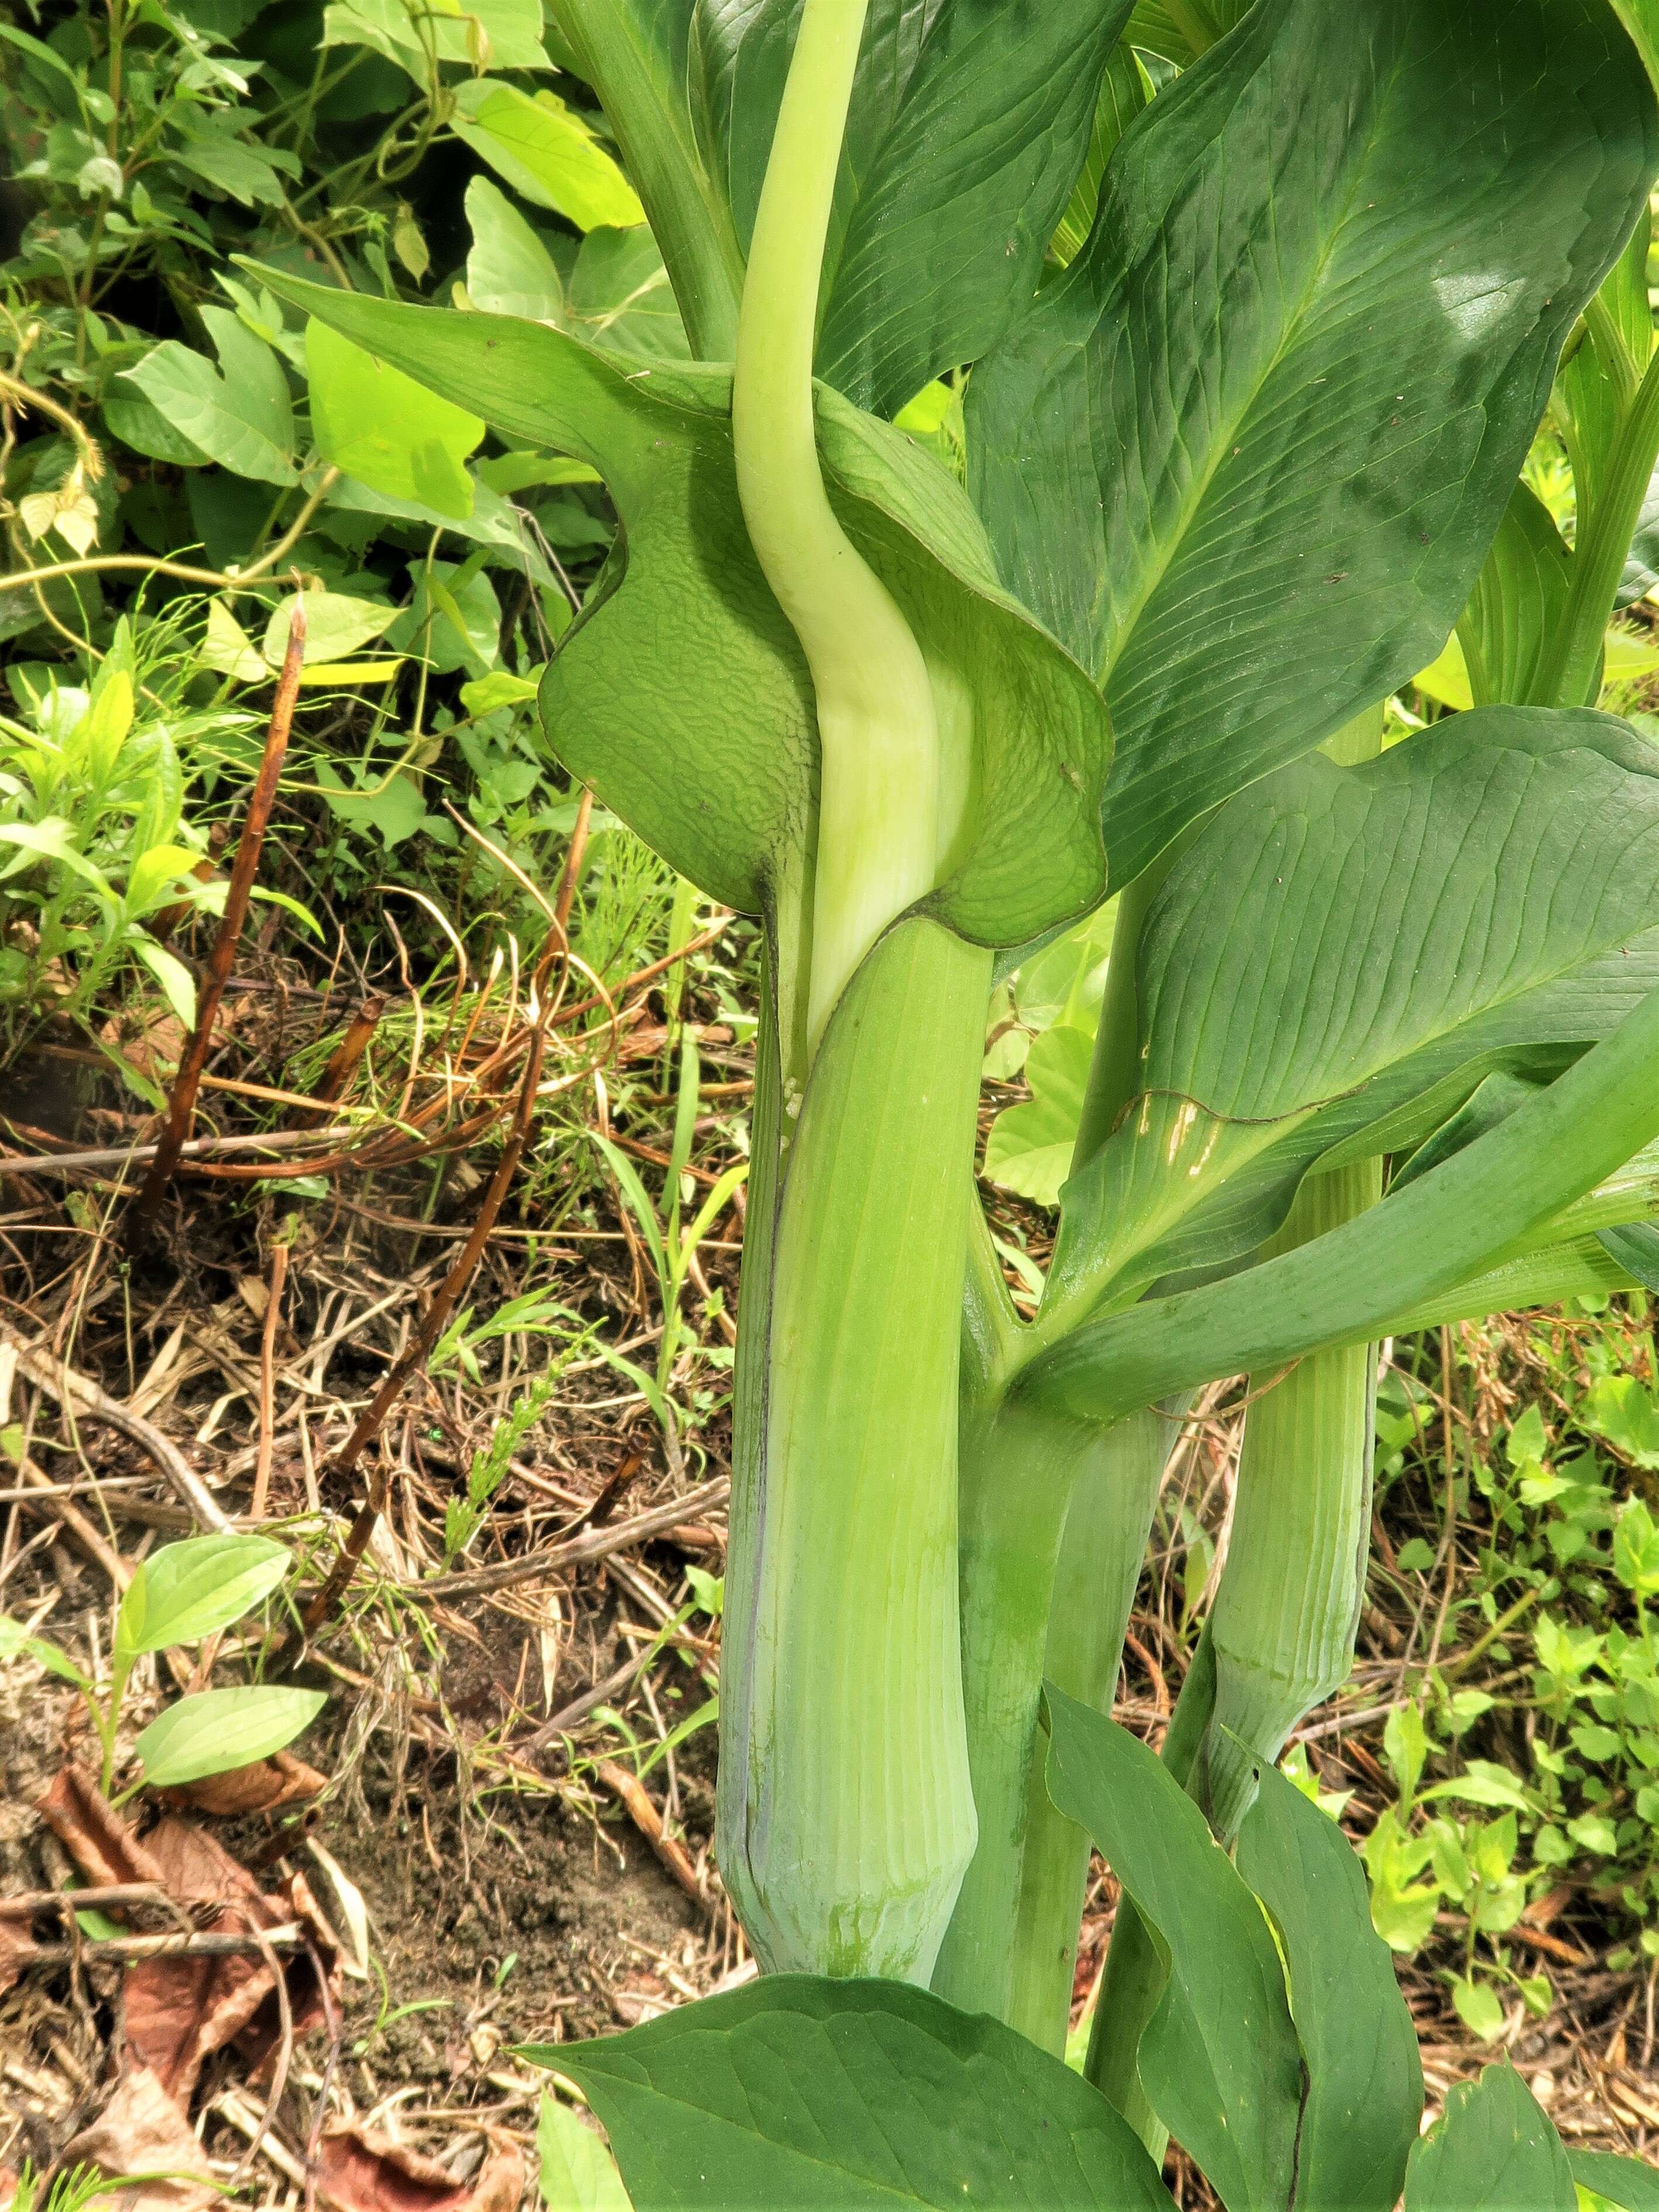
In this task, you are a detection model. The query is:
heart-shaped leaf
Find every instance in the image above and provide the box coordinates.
[250,273,1112,954]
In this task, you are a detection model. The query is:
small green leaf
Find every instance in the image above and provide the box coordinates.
[307,321,483,522]
[538,2097,631,2212]
[465,175,564,324]
[450,81,643,231]
[982,1023,1094,1205]
[115,1533,292,1661]
[262,589,397,669]
[1583,1376,1659,1469]
[1406,2065,1574,2212]
[1395,1539,1437,1573]
[122,308,296,486]
[0,1614,91,1691]
[1451,1977,1507,2042]
[1385,1702,1429,1805]
[133,1685,325,1788]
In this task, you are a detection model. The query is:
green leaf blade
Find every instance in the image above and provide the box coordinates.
[133,1685,325,1789]
[969,0,1658,887]
[536,1976,1175,2210]
[1234,1748,1422,2212]
[1405,2066,1574,2212]
[1041,1686,1303,2212]
[115,1534,292,1662]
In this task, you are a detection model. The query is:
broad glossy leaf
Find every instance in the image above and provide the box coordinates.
[539,2097,631,2211]
[537,1975,1174,2210]
[451,81,645,231]
[969,0,1657,889]
[124,308,297,486]
[555,0,1131,412]
[255,275,1112,946]
[1043,1687,1302,2212]
[115,1534,292,1662]
[1457,485,1575,708]
[1234,1751,1421,2212]
[1050,711,1659,1318]
[309,320,485,522]
[1022,974,1659,1426]
[1404,2067,1572,2212]
[1572,2151,1659,2210]
[134,1685,325,1788]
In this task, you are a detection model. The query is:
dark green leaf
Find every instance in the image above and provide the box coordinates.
[1404,2066,1573,2212]
[1041,1686,1302,2212]
[1597,1220,1659,1291]
[969,0,1657,888]
[251,276,1112,950]
[536,1974,1174,2210]
[557,0,1134,413]
[1234,1748,1421,2212]
[1020,969,1659,1426]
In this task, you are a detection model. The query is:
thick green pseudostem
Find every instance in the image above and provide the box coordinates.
[718,915,987,1979]
[717,0,982,1978]
[1197,1162,1382,1837]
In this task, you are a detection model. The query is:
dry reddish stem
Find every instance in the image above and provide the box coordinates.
[275,1019,550,1658]
[251,1237,290,1520]
[129,597,307,1241]
[595,1760,704,1904]
[554,786,593,932]
[303,993,386,1126]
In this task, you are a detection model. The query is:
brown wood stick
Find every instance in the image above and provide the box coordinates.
[412,1476,731,1601]
[5,1332,231,1533]
[252,1238,289,1521]
[0,1882,184,1918]
[13,1923,301,1965]
[129,596,307,1239]
[595,1761,704,1905]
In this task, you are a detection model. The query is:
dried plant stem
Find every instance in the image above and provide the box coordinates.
[251,1237,290,1521]
[277,1019,550,1656]
[129,598,307,1242]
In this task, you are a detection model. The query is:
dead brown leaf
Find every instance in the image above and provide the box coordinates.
[312,2128,525,2212]
[60,2064,217,2212]
[154,1750,328,1817]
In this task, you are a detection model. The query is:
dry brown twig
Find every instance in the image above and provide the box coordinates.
[129,592,309,1242]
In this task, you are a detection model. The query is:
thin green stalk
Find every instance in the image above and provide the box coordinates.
[1003,1407,1175,2052]
[732,0,940,1047]
[1198,1160,1382,1836]
[1537,344,1659,708]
